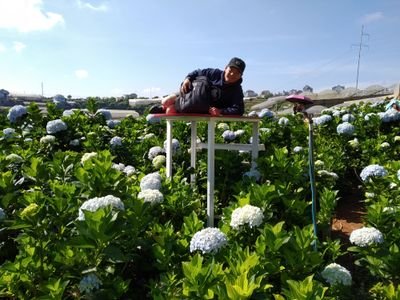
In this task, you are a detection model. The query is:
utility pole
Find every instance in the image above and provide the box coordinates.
[41,81,44,97]
[353,25,369,89]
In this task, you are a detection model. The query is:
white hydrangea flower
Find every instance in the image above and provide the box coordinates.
[7,105,27,123]
[222,130,236,141]
[317,170,339,180]
[314,160,325,169]
[360,164,387,182]
[163,138,180,155]
[96,109,112,120]
[123,165,135,176]
[397,170,400,181]
[0,207,5,221]
[148,146,165,160]
[138,189,164,205]
[230,205,264,229]
[365,192,375,199]
[40,135,56,144]
[364,113,377,121]
[394,136,400,142]
[389,182,397,189]
[81,152,98,164]
[278,117,289,126]
[234,129,245,137]
[112,163,126,171]
[217,123,229,131]
[46,119,68,134]
[140,172,162,191]
[321,263,352,286]
[69,139,80,146]
[312,115,332,126]
[336,122,355,135]
[143,133,155,140]
[380,142,390,149]
[79,273,102,294]
[348,138,359,148]
[152,155,166,169]
[349,227,384,247]
[293,146,303,153]
[6,154,23,163]
[78,195,125,221]
[62,109,75,117]
[110,136,123,147]
[189,227,227,254]
[259,127,270,133]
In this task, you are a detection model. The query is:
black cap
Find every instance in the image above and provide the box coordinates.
[227,57,246,74]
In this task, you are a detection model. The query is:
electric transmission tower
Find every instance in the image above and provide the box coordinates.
[353,25,369,89]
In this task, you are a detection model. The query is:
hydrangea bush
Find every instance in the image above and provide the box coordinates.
[0,101,399,298]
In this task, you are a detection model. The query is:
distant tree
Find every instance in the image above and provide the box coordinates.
[332,85,345,93]
[67,95,72,100]
[303,85,313,93]
[289,89,302,95]
[125,93,138,99]
[260,90,273,99]
[244,90,258,97]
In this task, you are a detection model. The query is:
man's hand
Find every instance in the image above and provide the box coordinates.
[209,107,221,116]
[180,78,192,94]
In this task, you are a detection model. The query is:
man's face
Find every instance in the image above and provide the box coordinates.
[224,66,242,84]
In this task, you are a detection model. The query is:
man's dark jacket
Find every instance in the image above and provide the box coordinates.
[184,68,244,115]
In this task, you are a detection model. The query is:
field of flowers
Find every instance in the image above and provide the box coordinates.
[0,98,399,299]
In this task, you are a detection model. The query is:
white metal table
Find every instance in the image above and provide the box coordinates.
[151,113,263,227]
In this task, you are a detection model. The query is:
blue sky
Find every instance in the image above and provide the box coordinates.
[1,0,399,98]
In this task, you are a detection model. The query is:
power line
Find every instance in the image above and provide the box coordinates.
[352,25,369,89]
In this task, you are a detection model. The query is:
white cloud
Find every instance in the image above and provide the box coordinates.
[75,69,89,79]
[361,12,384,24]
[0,43,6,52]
[0,0,64,33]
[13,41,26,53]
[77,0,108,12]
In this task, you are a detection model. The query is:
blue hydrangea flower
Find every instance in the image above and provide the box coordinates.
[336,122,354,135]
[313,114,332,126]
[222,130,236,141]
[258,108,274,118]
[3,127,16,138]
[360,164,388,181]
[140,172,162,191]
[0,207,5,222]
[163,138,180,155]
[148,146,165,160]
[146,114,161,124]
[380,110,400,123]
[342,113,355,122]
[79,273,102,294]
[106,119,121,128]
[96,109,112,120]
[46,119,68,134]
[7,105,27,123]
[110,136,123,147]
